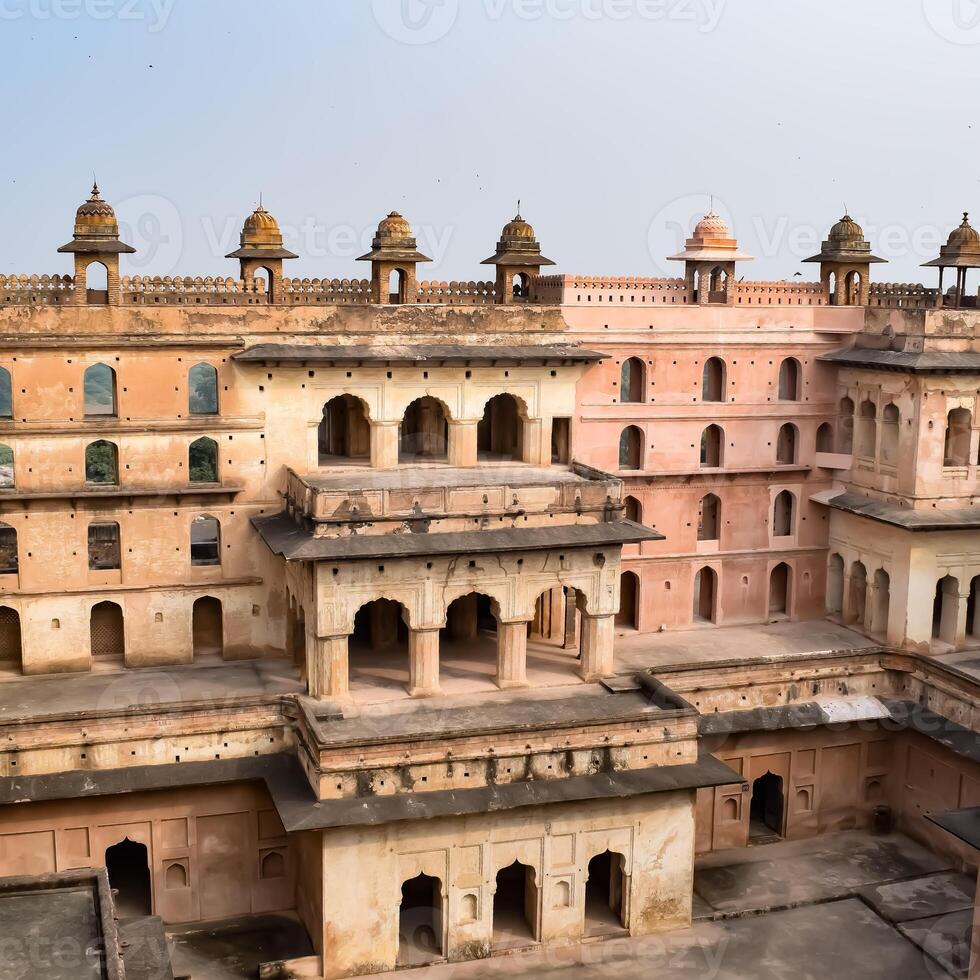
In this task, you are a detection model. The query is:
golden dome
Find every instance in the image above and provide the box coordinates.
[947,212,980,248]
[501,213,536,241]
[376,211,413,240]
[828,214,864,245]
[240,205,284,248]
[692,211,731,240]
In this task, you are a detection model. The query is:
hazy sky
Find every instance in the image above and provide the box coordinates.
[1,0,978,283]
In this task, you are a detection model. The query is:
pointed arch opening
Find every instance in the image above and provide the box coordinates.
[440,592,499,683]
[816,422,834,454]
[529,585,583,659]
[90,600,125,662]
[619,425,642,470]
[0,522,18,575]
[188,362,219,415]
[0,367,11,419]
[769,562,791,618]
[478,393,524,462]
[493,860,538,949]
[350,598,411,696]
[617,571,639,630]
[855,399,877,458]
[881,404,900,466]
[772,490,795,537]
[838,397,855,453]
[84,363,117,417]
[0,606,22,673]
[871,569,890,638]
[702,357,725,402]
[400,397,449,462]
[776,423,798,464]
[397,872,443,967]
[620,358,645,404]
[827,553,844,616]
[584,850,627,937]
[750,773,784,840]
[693,566,717,623]
[845,270,862,305]
[944,408,972,466]
[697,493,720,542]
[189,436,219,483]
[388,268,408,305]
[85,440,118,485]
[84,261,109,303]
[777,358,801,401]
[848,562,868,626]
[623,495,642,524]
[105,839,151,918]
[190,515,221,566]
[933,575,960,646]
[319,395,371,465]
[700,424,723,467]
[967,575,980,642]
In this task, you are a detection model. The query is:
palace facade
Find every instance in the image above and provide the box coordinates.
[0,187,979,978]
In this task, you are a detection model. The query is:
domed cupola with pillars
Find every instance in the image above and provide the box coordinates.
[922,212,980,309]
[481,207,555,303]
[803,212,884,305]
[356,211,432,304]
[57,183,136,305]
[225,201,298,302]
[667,209,753,306]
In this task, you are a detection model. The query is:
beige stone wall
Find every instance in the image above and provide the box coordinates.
[316,790,695,978]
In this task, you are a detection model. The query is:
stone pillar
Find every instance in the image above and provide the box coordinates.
[408,628,440,697]
[955,590,971,648]
[521,418,544,465]
[563,591,580,651]
[579,613,614,681]
[496,620,530,688]
[371,422,400,469]
[449,420,479,467]
[308,633,349,700]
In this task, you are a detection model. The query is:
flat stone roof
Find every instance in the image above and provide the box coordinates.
[821,347,980,373]
[828,490,980,531]
[234,343,606,365]
[926,806,980,851]
[300,464,592,492]
[253,513,662,561]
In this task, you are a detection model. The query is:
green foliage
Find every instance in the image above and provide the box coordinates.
[85,440,118,484]
[188,363,218,415]
[189,437,218,483]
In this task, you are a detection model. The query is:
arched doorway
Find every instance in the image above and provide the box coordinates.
[838,397,855,453]
[350,598,410,694]
[871,569,890,638]
[90,600,125,662]
[827,554,844,616]
[693,566,716,623]
[477,394,523,461]
[750,773,784,841]
[700,425,723,467]
[933,575,960,646]
[319,395,370,464]
[619,426,642,470]
[388,268,407,304]
[778,358,800,401]
[769,563,790,618]
[697,493,720,542]
[400,397,449,462]
[584,850,626,937]
[440,593,498,683]
[0,605,21,672]
[84,261,109,303]
[493,861,537,949]
[617,571,639,630]
[816,422,834,453]
[192,596,223,658]
[397,873,443,966]
[105,838,152,917]
[702,357,725,402]
[620,358,644,403]
[968,575,980,643]
[848,562,868,626]
[776,423,798,464]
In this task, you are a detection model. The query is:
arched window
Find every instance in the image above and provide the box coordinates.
[84,363,117,417]
[619,426,642,470]
[87,521,121,570]
[90,600,124,660]
[697,493,720,541]
[769,562,791,616]
[772,490,795,536]
[871,568,890,637]
[319,395,371,464]
[192,596,223,658]
[776,423,798,464]
[623,495,642,523]
[85,440,118,485]
[777,358,801,401]
[189,437,219,483]
[933,575,960,645]
[620,358,644,403]
[0,444,13,489]
[388,268,407,304]
[849,562,868,626]
[838,397,855,453]
[944,408,972,466]
[617,571,639,629]
[251,266,272,298]
[188,363,219,415]
[190,515,220,566]
[165,863,188,890]
[0,523,17,574]
[827,553,844,615]
[512,272,530,299]
[881,403,900,466]
[400,397,449,461]
[478,394,524,462]
[816,422,834,454]
[700,424,723,467]
[845,270,862,305]
[702,358,725,402]
[0,366,11,419]
[0,606,22,669]
[84,261,109,301]
[855,399,877,458]
[693,566,717,623]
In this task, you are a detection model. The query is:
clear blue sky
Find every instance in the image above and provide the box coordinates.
[1,0,978,282]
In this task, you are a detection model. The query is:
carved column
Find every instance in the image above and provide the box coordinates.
[496,620,530,689]
[579,613,615,681]
[408,628,441,697]
[308,633,349,700]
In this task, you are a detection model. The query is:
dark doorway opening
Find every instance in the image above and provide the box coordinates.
[397,873,442,966]
[584,850,626,937]
[105,838,152,918]
[493,861,537,948]
[750,772,784,841]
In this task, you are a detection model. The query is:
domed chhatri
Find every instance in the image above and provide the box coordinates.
[804,212,884,264]
[947,212,980,249]
[58,183,135,254]
[357,212,432,263]
[828,214,864,245]
[482,210,555,304]
[692,211,732,241]
[226,203,298,260]
[923,211,980,309]
[668,210,753,263]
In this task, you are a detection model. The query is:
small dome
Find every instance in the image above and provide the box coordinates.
[947,212,980,248]
[501,213,536,241]
[74,183,117,230]
[376,211,413,240]
[693,211,730,239]
[243,205,281,236]
[828,214,864,244]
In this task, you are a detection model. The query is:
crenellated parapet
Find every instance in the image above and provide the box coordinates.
[416,279,496,305]
[868,282,941,309]
[732,279,826,305]
[0,274,75,305]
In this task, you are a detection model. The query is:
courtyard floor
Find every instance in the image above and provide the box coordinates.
[361,830,974,980]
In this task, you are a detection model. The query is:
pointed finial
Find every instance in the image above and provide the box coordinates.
[90,174,100,200]
[517,198,522,218]
[259,191,264,210]
[963,211,970,224]
[709,193,714,213]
